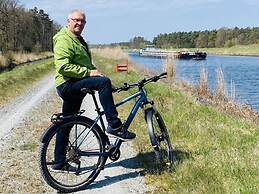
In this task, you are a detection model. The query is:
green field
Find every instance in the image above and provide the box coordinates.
[94,54,259,194]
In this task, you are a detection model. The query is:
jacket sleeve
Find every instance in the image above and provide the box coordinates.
[53,36,90,78]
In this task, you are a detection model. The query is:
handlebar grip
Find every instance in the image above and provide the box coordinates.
[159,72,167,77]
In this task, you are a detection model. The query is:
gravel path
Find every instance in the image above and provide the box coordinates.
[0,74,151,193]
[0,74,55,144]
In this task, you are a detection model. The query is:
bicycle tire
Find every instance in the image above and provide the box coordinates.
[38,116,107,193]
[146,108,173,167]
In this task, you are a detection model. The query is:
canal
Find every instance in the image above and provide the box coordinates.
[129,52,259,111]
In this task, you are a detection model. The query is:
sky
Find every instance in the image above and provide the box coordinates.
[18,0,259,44]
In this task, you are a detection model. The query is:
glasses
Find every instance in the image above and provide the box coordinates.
[69,18,86,24]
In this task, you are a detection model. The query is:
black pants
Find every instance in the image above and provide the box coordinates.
[54,76,121,163]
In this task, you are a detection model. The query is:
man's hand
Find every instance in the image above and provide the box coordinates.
[90,70,103,76]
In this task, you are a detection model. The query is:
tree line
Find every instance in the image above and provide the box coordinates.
[153,27,259,48]
[0,0,60,53]
[101,27,259,49]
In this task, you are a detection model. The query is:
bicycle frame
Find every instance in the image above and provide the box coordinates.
[88,86,152,150]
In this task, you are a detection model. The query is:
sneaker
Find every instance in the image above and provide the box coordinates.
[105,125,136,141]
[51,162,80,174]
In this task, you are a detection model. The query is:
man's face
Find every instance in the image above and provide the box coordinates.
[67,12,86,36]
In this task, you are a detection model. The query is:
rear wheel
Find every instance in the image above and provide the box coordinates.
[146,108,173,167]
[38,116,107,193]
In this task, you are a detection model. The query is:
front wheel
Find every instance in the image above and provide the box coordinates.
[146,108,173,167]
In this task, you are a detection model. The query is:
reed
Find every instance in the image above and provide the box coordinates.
[163,55,176,82]
[198,67,208,96]
[215,67,226,100]
[230,79,236,100]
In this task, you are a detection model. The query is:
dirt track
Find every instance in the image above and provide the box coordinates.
[0,73,151,193]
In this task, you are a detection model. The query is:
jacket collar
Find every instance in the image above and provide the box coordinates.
[63,27,82,45]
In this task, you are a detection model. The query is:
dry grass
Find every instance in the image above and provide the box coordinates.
[229,79,236,100]
[215,67,226,100]
[0,54,8,68]
[0,51,53,68]
[163,55,176,82]
[12,51,53,63]
[174,75,259,124]
[198,67,208,96]
[91,46,128,60]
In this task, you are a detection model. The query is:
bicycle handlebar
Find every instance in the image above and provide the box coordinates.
[113,72,167,93]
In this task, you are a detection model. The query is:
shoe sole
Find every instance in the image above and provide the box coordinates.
[105,131,134,142]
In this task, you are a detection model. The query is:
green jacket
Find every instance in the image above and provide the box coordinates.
[53,27,96,87]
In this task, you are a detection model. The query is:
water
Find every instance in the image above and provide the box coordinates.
[128,52,259,111]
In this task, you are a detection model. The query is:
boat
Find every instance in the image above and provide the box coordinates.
[139,47,207,60]
[178,51,207,60]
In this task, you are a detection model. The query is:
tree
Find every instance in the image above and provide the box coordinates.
[130,36,146,49]
[215,28,228,47]
[0,1,59,53]
[195,33,208,48]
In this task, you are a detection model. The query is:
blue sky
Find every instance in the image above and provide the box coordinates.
[19,0,259,44]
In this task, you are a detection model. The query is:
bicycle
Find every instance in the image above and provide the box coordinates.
[38,72,173,193]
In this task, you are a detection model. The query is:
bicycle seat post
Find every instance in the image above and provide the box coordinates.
[90,91,106,131]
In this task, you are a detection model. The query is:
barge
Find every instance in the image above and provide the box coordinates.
[139,48,207,60]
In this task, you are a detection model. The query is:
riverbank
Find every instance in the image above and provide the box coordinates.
[92,52,259,194]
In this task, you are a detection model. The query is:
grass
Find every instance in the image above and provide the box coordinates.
[202,44,259,56]
[93,52,259,194]
[0,58,54,105]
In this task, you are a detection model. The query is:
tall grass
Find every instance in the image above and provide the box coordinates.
[230,79,236,100]
[163,55,176,82]
[91,46,128,60]
[198,67,208,96]
[215,67,226,100]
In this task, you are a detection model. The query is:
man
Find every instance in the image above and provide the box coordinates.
[53,10,135,170]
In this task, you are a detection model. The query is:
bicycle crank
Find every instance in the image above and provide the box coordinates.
[108,147,121,161]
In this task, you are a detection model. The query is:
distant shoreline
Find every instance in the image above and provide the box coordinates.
[207,53,259,57]
[127,44,259,58]
[127,49,259,58]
